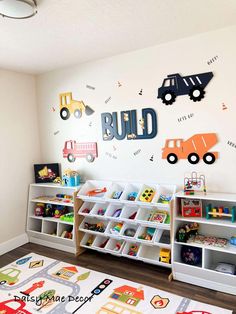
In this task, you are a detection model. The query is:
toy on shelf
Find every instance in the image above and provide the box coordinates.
[61,229,73,239]
[60,213,74,222]
[111,223,123,234]
[230,236,236,246]
[112,191,123,199]
[86,235,95,246]
[54,206,68,218]
[99,239,109,248]
[188,234,228,248]
[112,208,122,218]
[97,208,106,216]
[82,208,91,214]
[113,241,123,252]
[176,222,199,243]
[158,194,172,204]
[84,222,106,233]
[206,204,235,222]
[44,204,54,217]
[87,187,107,197]
[138,227,155,241]
[127,192,138,201]
[184,171,206,195]
[181,246,202,266]
[181,199,202,217]
[53,177,62,184]
[159,248,171,264]
[63,169,80,187]
[139,187,155,202]
[214,262,235,275]
[128,211,137,220]
[148,210,166,223]
[34,203,45,216]
[124,228,136,237]
[128,244,139,256]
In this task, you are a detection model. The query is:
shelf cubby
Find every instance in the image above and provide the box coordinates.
[28,217,42,233]
[122,241,141,259]
[105,238,125,255]
[42,220,57,236]
[120,223,139,239]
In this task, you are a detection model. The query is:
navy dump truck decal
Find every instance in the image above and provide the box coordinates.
[157,72,213,105]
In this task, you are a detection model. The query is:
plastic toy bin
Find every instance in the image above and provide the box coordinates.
[120,205,139,222]
[77,180,112,198]
[122,242,141,259]
[106,221,124,236]
[135,226,157,243]
[138,245,160,263]
[78,202,94,215]
[92,235,109,250]
[120,183,142,202]
[79,217,108,234]
[105,238,125,254]
[90,202,109,217]
[80,233,96,248]
[105,182,127,200]
[120,223,139,238]
[105,204,124,219]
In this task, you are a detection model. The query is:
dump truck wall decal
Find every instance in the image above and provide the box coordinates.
[157,72,213,105]
[162,133,218,164]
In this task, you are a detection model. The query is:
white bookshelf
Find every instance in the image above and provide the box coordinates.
[76,180,176,268]
[173,191,236,295]
[27,183,80,254]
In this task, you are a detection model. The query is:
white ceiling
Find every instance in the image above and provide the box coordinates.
[0,0,236,74]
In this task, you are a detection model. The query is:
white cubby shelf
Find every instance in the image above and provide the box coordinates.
[76,180,175,268]
[173,191,236,295]
[27,183,80,254]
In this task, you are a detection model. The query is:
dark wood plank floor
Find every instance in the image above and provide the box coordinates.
[1,243,235,313]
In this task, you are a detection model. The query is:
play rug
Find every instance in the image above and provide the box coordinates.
[0,253,232,314]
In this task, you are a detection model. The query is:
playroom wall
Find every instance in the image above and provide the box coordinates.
[0,69,41,254]
[36,25,236,193]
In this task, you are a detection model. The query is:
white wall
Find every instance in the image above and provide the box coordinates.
[0,69,41,251]
[36,25,236,193]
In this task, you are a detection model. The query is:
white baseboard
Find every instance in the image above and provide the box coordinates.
[0,233,29,256]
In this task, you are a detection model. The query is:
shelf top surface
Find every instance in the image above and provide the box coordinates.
[30,183,81,189]
[175,191,236,202]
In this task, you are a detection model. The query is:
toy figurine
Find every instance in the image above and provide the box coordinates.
[34,203,45,216]
[86,235,94,246]
[127,192,138,201]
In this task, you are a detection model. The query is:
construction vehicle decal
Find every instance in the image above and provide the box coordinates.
[162,133,218,165]
[63,141,98,163]
[157,72,213,105]
[59,92,94,120]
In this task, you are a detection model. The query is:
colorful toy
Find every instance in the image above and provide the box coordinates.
[181,246,202,266]
[230,236,236,246]
[34,203,45,216]
[54,205,68,218]
[138,227,155,241]
[99,239,109,248]
[184,171,206,195]
[43,204,54,217]
[158,194,172,204]
[112,191,123,199]
[206,204,235,222]
[86,235,94,246]
[82,207,91,214]
[159,248,171,264]
[214,262,236,275]
[127,192,138,201]
[97,208,106,216]
[148,211,166,223]
[87,187,107,197]
[176,222,199,243]
[113,241,123,252]
[139,187,155,202]
[111,223,123,234]
[112,208,122,218]
[128,211,137,220]
[60,213,74,222]
[62,169,80,186]
[84,222,106,233]
[124,228,136,237]
[53,176,62,184]
[61,229,73,239]
[181,199,202,217]
[128,244,139,256]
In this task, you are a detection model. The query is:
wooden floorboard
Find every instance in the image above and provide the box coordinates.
[0,243,235,313]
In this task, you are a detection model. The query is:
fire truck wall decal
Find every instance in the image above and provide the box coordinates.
[59,92,94,120]
[0,299,32,314]
[157,72,213,105]
[162,133,218,165]
[101,108,157,141]
[63,141,98,163]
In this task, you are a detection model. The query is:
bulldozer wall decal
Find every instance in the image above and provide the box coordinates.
[162,133,218,165]
[157,72,213,105]
[59,92,94,120]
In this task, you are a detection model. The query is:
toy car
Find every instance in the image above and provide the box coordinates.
[127,192,138,201]
[159,248,171,263]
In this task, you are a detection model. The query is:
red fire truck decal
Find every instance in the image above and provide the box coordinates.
[63,140,98,163]
[0,299,32,314]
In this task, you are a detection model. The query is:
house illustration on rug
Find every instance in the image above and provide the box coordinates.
[110,285,144,306]
[53,266,78,280]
